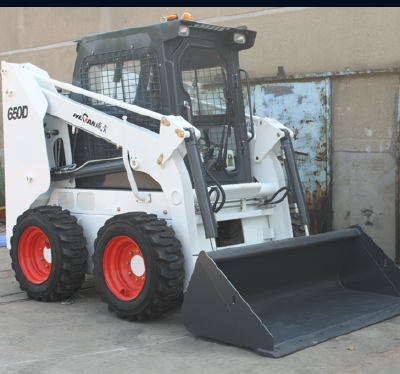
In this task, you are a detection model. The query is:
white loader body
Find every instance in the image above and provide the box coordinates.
[1,61,293,291]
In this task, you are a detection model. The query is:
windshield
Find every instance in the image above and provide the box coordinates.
[181,46,238,172]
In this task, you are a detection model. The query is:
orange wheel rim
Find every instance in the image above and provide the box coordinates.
[18,227,52,284]
[103,236,146,301]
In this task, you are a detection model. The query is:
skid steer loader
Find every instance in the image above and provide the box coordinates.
[2,13,400,358]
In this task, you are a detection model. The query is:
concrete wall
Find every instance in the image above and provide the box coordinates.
[1,7,399,259]
[331,73,399,259]
[4,7,399,82]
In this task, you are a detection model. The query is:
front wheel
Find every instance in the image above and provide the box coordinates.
[93,212,185,321]
[10,206,88,301]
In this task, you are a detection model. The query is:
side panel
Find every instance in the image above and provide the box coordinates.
[1,63,51,247]
[47,189,172,274]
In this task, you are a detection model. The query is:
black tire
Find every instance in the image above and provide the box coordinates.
[93,212,185,321]
[10,206,87,301]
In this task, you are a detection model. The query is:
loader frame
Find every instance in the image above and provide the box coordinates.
[1,61,293,289]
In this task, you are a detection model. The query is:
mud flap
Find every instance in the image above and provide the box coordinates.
[181,226,400,357]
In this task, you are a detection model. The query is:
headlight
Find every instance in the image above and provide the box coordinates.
[179,25,190,37]
[233,33,246,44]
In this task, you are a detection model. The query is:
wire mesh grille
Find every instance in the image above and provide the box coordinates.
[182,63,237,168]
[182,67,227,117]
[75,47,162,165]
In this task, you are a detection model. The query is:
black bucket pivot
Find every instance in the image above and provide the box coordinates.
[181,226,400,357]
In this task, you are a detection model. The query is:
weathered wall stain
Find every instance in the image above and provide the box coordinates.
[362,209,375,227]
[262,85,294,97]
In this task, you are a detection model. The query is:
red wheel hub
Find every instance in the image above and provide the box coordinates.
[103,236,146,301]
[18,227,52,284]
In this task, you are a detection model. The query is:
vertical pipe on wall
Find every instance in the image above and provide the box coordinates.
[325,77,333,232]
[396,87,400,264]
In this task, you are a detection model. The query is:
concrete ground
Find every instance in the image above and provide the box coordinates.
[1,221,400,374]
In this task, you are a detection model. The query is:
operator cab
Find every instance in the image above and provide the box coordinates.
[69,14,256,189]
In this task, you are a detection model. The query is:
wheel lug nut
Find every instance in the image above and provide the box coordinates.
[128,272,132,276]
[43,241,46,244]
[135,278,139,282]
[136,249,140,254]
[129,252,133,256]
[142,276,145,281]
[39,248,43,251]
[126,261,129,265]
[40,258,44,261]
[45,264,49,268]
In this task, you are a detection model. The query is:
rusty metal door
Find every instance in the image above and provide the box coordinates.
[249,78,331,234]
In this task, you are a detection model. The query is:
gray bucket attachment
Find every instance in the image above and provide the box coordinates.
[181,226,400,357]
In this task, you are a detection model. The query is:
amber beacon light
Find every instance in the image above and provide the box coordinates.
[160,12,194,22]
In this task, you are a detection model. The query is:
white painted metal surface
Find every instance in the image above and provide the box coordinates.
[1,61,295,290]
[1,62,51,246]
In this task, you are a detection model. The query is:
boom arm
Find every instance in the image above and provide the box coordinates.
[1,62,200,253]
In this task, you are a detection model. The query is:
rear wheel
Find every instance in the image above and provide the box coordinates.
[10,206,88,301]
[93,212,184,320]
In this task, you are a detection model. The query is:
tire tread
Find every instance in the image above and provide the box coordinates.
[10,206,87,301]
[94,212,184,320]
